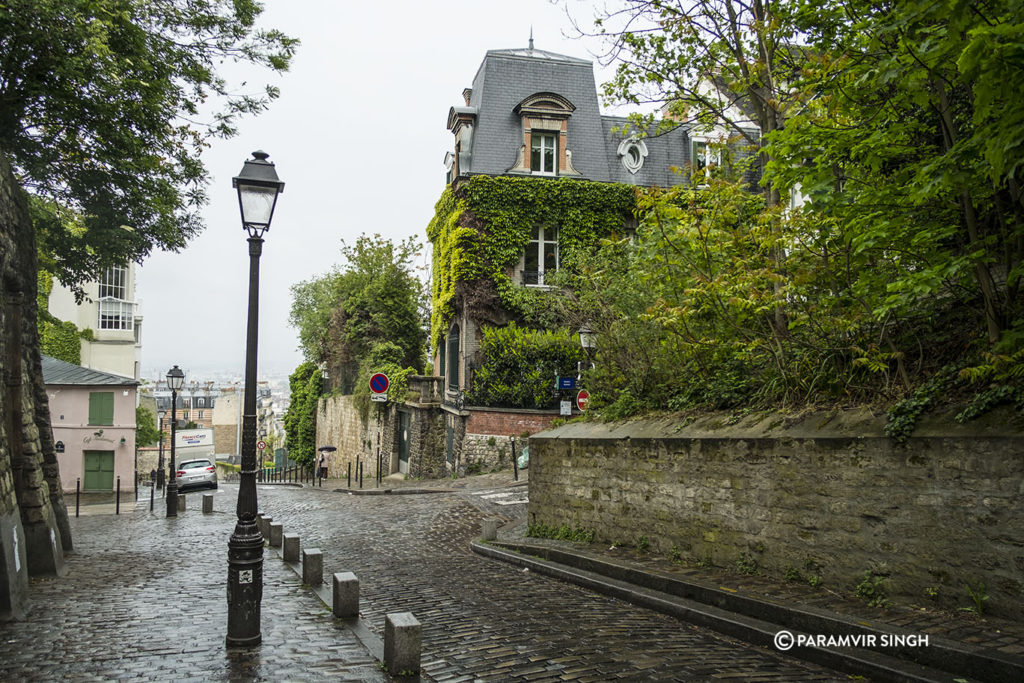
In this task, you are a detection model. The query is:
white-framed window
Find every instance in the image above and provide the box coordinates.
[96,265,134,330]
[523,225,559,286]
[691,138,721,186]
[98,299,134,330]
[98,266,127,299]
[531,134,557,175]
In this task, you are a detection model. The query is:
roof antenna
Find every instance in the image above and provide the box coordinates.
[529,26,534,50]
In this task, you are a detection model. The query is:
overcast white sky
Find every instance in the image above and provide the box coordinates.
[138,0,622,381]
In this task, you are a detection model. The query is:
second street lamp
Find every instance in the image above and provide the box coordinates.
[226,150,284,647]
[166,365,185,517]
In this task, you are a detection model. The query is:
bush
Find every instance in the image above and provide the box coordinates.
[467,322,584,409]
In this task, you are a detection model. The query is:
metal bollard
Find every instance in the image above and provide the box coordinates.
[116,476,121,515]
[511,435,518,481]
[76,478,80,517]
[359,461,363,488]
[150,481,155,512]
[347,462,351,489]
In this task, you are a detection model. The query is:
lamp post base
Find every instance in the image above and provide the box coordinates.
[226,518,264,647]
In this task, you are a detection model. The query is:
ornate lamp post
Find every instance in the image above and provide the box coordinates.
[166,365,185,517]
[227,150,284,647]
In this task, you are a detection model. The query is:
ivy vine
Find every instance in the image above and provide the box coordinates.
[426,176,637,350]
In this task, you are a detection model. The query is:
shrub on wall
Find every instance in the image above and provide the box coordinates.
[352,341,416,421]
[467,323,584,409]
[284,361,322,465]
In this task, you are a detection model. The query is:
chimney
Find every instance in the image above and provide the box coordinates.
[462,88,472,106]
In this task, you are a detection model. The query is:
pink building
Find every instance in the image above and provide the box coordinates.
[42,355,138,492]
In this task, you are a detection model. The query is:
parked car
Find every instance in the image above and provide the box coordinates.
[176,458,218,491]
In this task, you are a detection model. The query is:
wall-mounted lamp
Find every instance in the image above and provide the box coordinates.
[120,436,127,446]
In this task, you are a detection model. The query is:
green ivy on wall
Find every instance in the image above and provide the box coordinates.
[36,269,85,365]
[284,361,322,465]
[426,176,637,350]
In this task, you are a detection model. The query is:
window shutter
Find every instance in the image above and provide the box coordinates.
[89,392,115,425]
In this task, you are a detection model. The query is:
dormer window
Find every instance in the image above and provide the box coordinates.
[509,92,581,177]
[617,138,649,174]
[531,134,557,175]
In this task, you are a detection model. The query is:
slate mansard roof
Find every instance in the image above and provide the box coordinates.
[450,46,759,186]
[42,355,139,387]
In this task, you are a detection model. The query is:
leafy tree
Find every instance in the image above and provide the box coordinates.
[290,234,427,390]
[575,0,800,338]
[0,0,297,289]
[283,361,321,466]
[135,405,162,447]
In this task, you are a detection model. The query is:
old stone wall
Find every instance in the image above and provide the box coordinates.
[1,150,69,619]
[529,409,1024,619]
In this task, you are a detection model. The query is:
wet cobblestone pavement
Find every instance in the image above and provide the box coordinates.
[1,480,850,681]
[0,491,385,682]
[256,481,845,681]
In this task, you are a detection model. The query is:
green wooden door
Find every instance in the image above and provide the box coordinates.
[83,450,114,491]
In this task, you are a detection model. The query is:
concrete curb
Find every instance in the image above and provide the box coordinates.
[473,540,1023,683]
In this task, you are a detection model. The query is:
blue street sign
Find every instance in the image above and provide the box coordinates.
[558,376,576,390]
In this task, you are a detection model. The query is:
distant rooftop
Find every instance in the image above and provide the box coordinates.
[42,355,138,386]
[486,47,591,64]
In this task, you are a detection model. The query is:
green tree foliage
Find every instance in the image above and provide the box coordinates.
[767,0,1024,347]
[566,0,1024,425]
[283,361,321,466]
[0,0,297,289]
[135,405,162,447]
[352,342,417,420]
[467,323,584,410]
[289,234,427,389]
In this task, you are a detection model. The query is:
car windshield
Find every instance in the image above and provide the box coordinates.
[181,460,211,470]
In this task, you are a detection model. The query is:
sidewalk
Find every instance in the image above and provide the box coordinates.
[0,494,386,682]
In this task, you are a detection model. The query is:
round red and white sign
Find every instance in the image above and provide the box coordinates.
[257,440,266,450]
[576,390,590,412]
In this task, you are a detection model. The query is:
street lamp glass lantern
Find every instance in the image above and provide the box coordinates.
[233,150,285,237]
[579,324,597,350]
[166,365,185,391]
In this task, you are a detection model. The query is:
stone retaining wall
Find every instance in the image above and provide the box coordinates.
[528,409,1024,618]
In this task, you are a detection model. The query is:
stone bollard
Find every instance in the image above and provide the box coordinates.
[302,548,323,586]
[176,494,186,512]
[481,519,499,541]
[332,572,359,618]
[261,516,274,538]
[268,522,283,547]
[283,533,300,563]
[202,494,214,514]
[384,612,421,675]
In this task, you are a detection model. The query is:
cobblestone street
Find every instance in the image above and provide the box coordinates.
[255,481,844,681]
[0,482,846,681]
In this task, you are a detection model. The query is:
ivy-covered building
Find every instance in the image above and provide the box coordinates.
[425,43,760,471]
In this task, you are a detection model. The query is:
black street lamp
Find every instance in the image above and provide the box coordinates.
[166,365,185,517]
[227,150,284,647]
